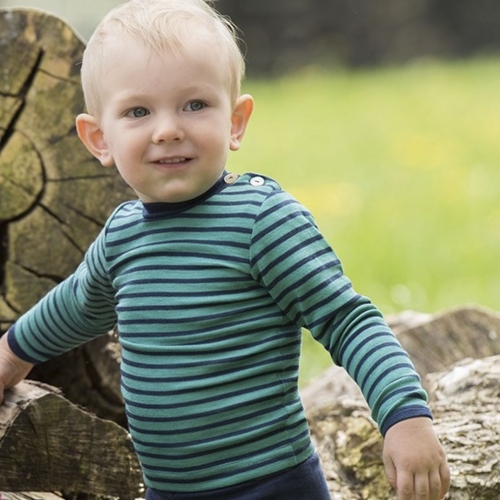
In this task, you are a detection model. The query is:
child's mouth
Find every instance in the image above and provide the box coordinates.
[156,157,188,165]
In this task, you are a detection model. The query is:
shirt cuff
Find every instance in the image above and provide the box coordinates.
[380,405,433,436]
[7,325,41,364]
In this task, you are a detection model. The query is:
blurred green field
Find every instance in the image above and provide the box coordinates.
[228,57,500,384]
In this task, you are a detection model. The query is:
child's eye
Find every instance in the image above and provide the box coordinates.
[126,107,149,118]
[185,101,206,112]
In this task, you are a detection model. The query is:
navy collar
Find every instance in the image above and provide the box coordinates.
[142,173,228,220]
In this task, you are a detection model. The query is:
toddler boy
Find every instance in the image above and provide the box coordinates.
[0,1,450,498]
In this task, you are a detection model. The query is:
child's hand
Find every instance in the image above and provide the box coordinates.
[0,333,34,404]
[383,417,450,500]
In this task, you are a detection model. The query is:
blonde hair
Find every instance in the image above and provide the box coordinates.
[81,0,245,116]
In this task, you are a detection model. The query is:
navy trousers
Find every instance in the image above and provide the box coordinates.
[146,453,331,500]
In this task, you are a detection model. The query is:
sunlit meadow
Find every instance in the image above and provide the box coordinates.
[228,58,500,384]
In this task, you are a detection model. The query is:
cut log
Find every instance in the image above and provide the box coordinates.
[0,381,142,500]
[389,305,500,382]
[302,306,500,498]
[305,355,500,499]
[0,7,133,425]
[427,356,500,498]
[27,331,126,426]
[0,7,133,331]
[1,10,499,498]
[0,493,64,500]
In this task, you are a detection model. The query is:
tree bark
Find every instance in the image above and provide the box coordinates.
[0,381,142,500]
[2,9,500,498]
[305,355,500,499]
[428,357,500,498]
[302,305,500,499]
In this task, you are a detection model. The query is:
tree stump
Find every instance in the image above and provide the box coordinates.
[2,8,500,499]
[0,381,142,499]
[0,7,132,328]
[0,8,133,422]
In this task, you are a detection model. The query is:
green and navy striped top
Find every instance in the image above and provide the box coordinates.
[8,172,431,493]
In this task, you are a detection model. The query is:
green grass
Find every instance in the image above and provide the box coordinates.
[226,57,500,385]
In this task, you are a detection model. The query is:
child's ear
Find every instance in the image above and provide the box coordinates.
[230,94,253,151]
[75,113,114,167]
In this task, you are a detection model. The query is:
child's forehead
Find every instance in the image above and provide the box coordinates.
[100,34,219,74]
[97,34,232,98]
[101,29,219,66]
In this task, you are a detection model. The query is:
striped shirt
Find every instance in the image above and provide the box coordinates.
[8,172,431,493]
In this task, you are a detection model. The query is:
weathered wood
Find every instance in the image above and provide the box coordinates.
[0,7,133,425]
[302,306,500,498]
[389,305,500,383]
[27,331,126,426]
[0,381,142,500]
[0,8,133,331]
[428,357,500,497]
[306,355,500,499]
[0,493,64,500]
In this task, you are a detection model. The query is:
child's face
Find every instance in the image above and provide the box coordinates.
[77,37,252,203]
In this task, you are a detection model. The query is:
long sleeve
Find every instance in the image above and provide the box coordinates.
[7,224,118,363]
[248,189,431,435]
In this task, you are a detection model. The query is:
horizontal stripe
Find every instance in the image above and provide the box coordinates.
[8,172,430,493]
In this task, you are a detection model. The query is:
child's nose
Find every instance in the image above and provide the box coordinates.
[152,115,184,143]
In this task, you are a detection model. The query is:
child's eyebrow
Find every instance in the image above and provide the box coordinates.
[112,90,150,103]
[116,83,219,100]
[180,83,220,95]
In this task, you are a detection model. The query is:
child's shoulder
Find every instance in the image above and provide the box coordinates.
[111,199,142,217]
[103,199,143,228]
[231,172,313,218]
[228,172,298,207]
[237,172,281,190]
[232,172,286,199]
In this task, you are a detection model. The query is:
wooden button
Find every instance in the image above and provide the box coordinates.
[224,173,239,184]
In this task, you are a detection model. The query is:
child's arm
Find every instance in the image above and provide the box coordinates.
[0,332,34,404]
[250,188,450,498]
[383,417,450,500]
